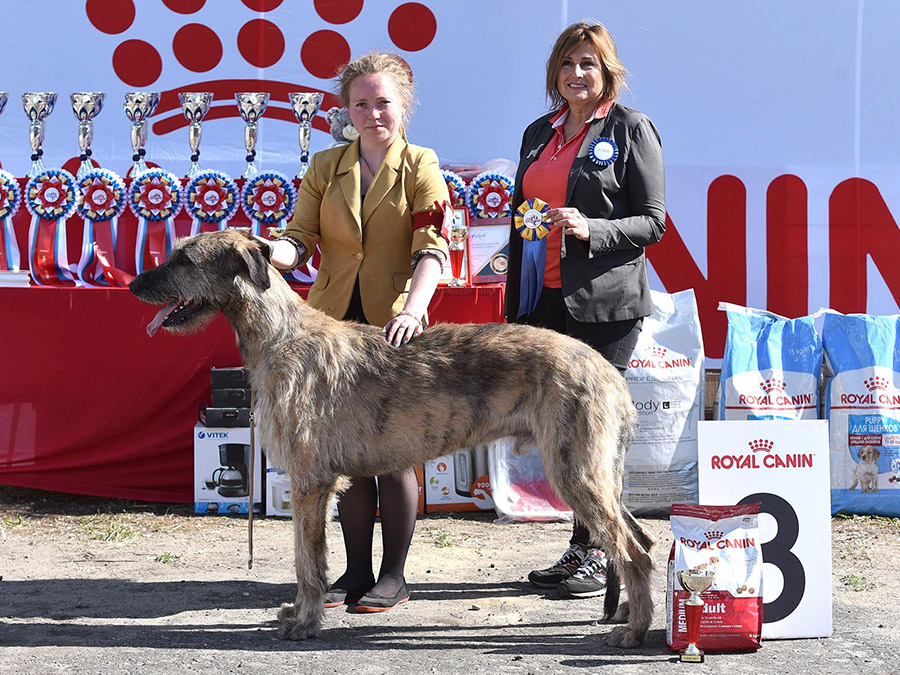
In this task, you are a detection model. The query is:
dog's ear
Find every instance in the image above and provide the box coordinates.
[239,240,271,290]
[873,447,882,459]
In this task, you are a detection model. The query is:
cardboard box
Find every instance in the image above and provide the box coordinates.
[424,446,494,513]
[194,424,262,514]
[264,458,424,517]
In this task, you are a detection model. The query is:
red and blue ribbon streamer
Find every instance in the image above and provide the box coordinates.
[129,169,182,275]
[25,169,79,286]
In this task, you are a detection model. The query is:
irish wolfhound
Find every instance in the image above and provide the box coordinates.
[129,229,655,648]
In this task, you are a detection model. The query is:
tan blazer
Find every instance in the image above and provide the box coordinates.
[284,135,450,326]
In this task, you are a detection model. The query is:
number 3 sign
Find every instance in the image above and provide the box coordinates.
[698,420,832,639]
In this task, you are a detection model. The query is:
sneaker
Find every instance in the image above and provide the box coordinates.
[557,548,608,598]
[528,544,588,589]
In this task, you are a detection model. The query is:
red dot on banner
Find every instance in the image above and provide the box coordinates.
[113,40,163,87]
[238,19,285,68]
[162,0,206,13]
[241,0,283,10]
[301,30,350,79]
[388,3,436,52]
[86,0,135,34]
[314,0,362,24]
[173,23,223,72]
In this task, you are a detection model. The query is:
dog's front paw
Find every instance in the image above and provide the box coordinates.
[277,602,297,622]
[604,625,644,649]
[276,617,320,640]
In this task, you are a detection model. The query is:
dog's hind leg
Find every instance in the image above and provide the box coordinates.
[277,480,334,640]
[603,502,654,648]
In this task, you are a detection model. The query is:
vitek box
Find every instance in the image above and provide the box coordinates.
[194,424,262,515]
[264,459,425,518]
[424,446,494,513]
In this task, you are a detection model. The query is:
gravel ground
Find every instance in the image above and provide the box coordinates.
[1,486,898,674]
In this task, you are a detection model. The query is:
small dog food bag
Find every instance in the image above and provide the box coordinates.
[624,289,705,515]
[824,312,900,516]
[666,503,763,653]
[716,303,822,420]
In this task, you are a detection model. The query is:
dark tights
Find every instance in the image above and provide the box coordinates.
[332,281,416,597]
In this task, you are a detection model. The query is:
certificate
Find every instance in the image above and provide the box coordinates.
[467,217,510,284]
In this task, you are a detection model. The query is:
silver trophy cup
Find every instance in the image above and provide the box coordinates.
[178,92,213,178]
[23,92,58,177]
[235,92,270,179]
[71,92,106,180]
[124,91,160,178]
[676,568,716,663]
[288,92,323,179]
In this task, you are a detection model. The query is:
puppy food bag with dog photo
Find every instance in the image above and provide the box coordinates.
[716,304,822,420]
[824,312,900,517]
[666,503,763,653]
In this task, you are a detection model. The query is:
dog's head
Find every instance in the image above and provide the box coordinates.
[129,229,272,336]
[858,445,882,462]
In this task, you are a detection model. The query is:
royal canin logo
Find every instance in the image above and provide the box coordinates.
[711,439,813,470]
[628,347,692,370]
[749,439,774,453]
[704,530,723,540]
[837,378,900,408]
[759,378,785,393]
[85,0,438,136]
[736,382,814,410]
[679,535,756,551]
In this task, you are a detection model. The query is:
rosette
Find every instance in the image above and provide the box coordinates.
[25,168,79,286]
[128,168,183,274]
[76,169,131,286]
[0,170,23,272]
[185,169,240,236]
[240,171,297,237]
[514,198,551,241]
[588,136,618,167]
[465,171,513,219]
[440,169,467,208]
[514,197,552,319]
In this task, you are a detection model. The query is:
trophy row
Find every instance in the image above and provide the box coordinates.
[9,91,324,180]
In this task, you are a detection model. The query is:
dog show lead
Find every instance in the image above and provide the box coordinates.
[506,21,666,600]
[262,51,450,613]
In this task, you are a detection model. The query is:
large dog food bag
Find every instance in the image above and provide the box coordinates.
[666,503,764,653]
[824,312,900,516]
[623,289,705,515]
[717,304,822,420]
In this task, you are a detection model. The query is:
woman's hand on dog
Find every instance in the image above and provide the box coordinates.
[384,311,423,347]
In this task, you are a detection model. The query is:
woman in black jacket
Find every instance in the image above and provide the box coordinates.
[507,20,666,599]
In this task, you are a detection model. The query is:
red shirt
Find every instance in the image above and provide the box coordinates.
[521,102,611,288]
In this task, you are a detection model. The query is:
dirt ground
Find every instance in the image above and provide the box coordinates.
[1,486,898,675]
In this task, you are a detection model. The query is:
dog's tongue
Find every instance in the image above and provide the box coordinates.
[147,302,178,337]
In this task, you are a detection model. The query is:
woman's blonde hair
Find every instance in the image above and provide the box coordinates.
[545,21,627,110]
[337,50,416,126]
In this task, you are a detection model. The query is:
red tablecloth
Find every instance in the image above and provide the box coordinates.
[0,270,504,502]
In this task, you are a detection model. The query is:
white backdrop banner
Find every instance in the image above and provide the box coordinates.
[2,0,899,357]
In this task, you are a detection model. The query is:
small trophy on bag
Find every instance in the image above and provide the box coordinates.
[235,92,270,179]
[676,568,716,663]
[70,92,105,180]
[124,91,160,178]
[178,92,213,178]
[447,207,469,286]
[22,92,57,177]
[288,92,322,179]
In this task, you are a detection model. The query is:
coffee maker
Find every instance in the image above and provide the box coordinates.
[212,443,250,497]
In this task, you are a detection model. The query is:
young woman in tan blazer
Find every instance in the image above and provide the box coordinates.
[268,51,450,612]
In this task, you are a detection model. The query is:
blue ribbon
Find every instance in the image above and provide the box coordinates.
[517,236,548,318]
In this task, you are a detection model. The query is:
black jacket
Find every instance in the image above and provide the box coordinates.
[505,103,666,323]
